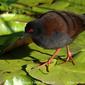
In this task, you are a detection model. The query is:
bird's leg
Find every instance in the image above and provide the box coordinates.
[39,48,61,67]
[66,45,75,65]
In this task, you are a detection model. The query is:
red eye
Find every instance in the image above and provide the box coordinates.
[28,28,34,33]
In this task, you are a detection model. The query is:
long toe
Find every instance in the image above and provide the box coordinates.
[39,60,51,67]
[66,56,75,65]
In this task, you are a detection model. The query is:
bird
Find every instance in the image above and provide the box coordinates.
[25,11,85,66]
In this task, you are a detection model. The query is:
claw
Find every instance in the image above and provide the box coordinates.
[61,46,75,65]
[38,48,61,68]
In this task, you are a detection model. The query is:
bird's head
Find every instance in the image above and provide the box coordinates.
[25,20,43,37]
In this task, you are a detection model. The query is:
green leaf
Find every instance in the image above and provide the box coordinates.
[26,50,85,85]
[32,7,49,14]
[70,32,85,53]
[0,13,34,35]
[39,1,70,10]
[4,75,35,85]
[0,0,85,85]
[17,0,54,6]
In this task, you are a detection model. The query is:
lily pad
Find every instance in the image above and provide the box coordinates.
[27,50,85,85]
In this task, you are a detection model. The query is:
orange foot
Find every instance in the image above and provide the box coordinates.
[38,48,61,68]
[62,46,75,65]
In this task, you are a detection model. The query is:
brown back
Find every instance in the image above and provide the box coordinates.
[39,11,84,39]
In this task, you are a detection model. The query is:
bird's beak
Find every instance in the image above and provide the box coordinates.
[23,32,30,37]
[21,33,33,45]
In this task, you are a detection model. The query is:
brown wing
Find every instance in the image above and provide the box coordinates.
[39,11,84,38]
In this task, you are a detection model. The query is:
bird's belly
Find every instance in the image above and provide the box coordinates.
[33,32,72,49]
